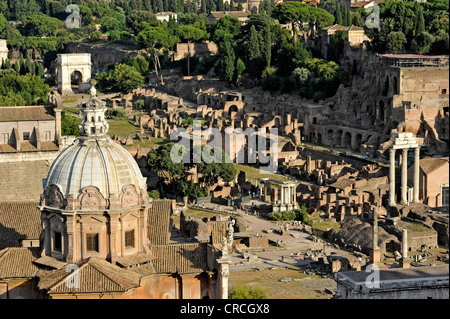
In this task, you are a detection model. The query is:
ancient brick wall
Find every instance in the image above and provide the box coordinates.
[174,42,218,61]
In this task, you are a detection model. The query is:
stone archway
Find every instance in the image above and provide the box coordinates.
[342,132,352,148]
[57,53,92,95]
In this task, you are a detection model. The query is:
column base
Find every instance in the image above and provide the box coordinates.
[399,258,411,269]
[370,248,381,264]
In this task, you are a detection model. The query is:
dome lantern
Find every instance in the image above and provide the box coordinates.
[78,80,109,137]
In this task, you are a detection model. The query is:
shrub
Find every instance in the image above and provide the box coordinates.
[148,189,160,199]
[229,284,267,299]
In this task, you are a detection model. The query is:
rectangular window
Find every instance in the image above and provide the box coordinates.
[53,231,62,252]
[23,132,30,141]
[125,230,135,248]
[442,89,447,95]
[44,131,51,140]
[86,233,99,252]
[442,185,449,207]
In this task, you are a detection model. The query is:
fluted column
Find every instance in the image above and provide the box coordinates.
[401,148,408,205]
[389,148,396,206]
[413,147,420,203]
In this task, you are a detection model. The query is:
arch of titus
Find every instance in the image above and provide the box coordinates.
[389,132,423,206]
[57,53,92,95]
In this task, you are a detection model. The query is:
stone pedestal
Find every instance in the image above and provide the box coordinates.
[370,248,381,264]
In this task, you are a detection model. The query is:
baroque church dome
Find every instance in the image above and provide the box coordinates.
[42,85,148,211]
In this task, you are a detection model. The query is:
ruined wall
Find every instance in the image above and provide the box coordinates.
[65,42,142,70]
[174,42,218,61]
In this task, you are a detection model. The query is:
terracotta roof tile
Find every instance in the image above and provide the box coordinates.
[151,243,209,274]
[419,157,449,175]
[147,199,173,246]
[0,202,42,249]
[33,256,67,270]
[0,247,41,279]
[0,106,55,122]
[38,257,141,294]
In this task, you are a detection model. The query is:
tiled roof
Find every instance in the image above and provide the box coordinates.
[0,106,55,122]
[33,256,67,270]
[0,247,41,279]
[147,199,173,246]
[38,257,142,294]
[0,202,42,249]
[209,11,249,19]
[0,141,59,153]
[151,243,210,274]
[322,24,350,32]
[419,157,449,175]
[115,252,155,268]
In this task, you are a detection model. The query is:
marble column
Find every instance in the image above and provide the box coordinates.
[280,186,284,204]
[373,207,379,250]
[389,148,396,206]
[413,147,420,203]
[401,148,408,205]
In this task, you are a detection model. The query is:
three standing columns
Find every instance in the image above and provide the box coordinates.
[389,146,421,206]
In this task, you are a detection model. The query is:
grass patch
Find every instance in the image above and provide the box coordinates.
[406,223,433,232]
[108,119,140,137]
[234,164,292,183]
[63,106,79,115]
[312,221,341,231]
[63,99,78,104]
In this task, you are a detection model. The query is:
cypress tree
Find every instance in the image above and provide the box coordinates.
[156,0,164,12]
[248,25,262,78]
[25,55,32,74]
[414,6,425,36]
[336,4,343,25]
[13,61,20,73]
[217,0,224,11]
[259,1,265,14]
[346,9,352,26]
[223,41,235,84]
[201,0,207,13]
[263,26,271,67]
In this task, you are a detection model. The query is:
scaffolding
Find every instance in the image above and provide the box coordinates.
[378,54,449,68]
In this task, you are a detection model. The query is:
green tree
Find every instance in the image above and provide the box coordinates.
[235,58,246,82]
[386,31,407,53]
[413,4,425,36]
[61,110,81,137]
[175,25,208,75]
[411,31,435,54]
[274,2,334,43]
[20,14,63,37]
[222,40,236,84]
[336,3,343,25]
[96,63,144,93]
[136,26,179,83]
[247,25,263,78]
[263,25,272,67]
[90,30,103,41]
